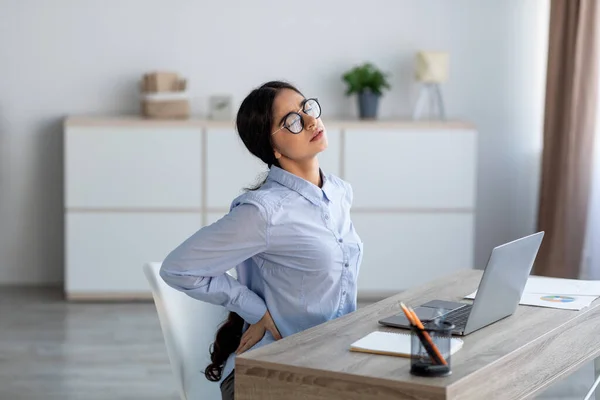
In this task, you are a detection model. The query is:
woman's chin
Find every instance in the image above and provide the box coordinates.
[312,144,328,156]
[313,135,328,152]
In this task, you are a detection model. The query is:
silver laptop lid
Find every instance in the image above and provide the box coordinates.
[463,232,544,335]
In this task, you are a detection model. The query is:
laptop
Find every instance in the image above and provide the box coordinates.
[378,231,545,336]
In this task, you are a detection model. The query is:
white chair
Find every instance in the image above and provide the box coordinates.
[584,358,600,400]
[143,262,228,400]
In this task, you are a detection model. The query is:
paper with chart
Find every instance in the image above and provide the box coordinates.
[522,293,598,310]
[465,291,597,310]
[465,275,600,310]
[523,276,600,296]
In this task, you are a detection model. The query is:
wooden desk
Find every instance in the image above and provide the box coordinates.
[236,270,600,400]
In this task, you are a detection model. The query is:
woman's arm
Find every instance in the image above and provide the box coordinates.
[159,202,269,325]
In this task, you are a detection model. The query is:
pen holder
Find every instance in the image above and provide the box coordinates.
[410,320,454,377]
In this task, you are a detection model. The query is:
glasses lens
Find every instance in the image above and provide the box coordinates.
[304,99,321,119]
[285,113,303,134]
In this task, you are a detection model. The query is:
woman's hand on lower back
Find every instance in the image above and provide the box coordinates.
[235,310,282,355]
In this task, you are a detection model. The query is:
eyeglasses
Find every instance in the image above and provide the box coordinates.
[271,98,322,135]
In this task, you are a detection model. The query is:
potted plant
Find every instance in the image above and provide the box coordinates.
[342,63,391,119]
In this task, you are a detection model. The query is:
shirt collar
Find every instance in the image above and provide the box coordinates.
[320,173,335,203]
[267,166,331,205]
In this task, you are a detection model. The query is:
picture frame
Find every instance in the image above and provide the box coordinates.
[208,95,233,120]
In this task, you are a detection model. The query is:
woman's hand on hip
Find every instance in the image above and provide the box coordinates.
[235,310,282,355]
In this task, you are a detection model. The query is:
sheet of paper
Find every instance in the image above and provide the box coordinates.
[518,293,598,310]
[464,291,598,311]
[523,276,600,296]
[466,275,600,298]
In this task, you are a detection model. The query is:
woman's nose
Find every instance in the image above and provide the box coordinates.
[304,114,317,132]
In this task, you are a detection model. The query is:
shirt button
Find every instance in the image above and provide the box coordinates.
[338,238,343,243]
[324,214,329,220]
[344,262,349,267]
[342,291,347,296]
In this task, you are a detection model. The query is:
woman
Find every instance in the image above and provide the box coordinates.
[159,81,363,400]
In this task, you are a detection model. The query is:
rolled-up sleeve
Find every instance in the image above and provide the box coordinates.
[159,201,269,324]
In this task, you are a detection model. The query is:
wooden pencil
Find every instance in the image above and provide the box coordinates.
[400,302,447,365]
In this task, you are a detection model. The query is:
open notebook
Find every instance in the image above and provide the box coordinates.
[350,331,464,358]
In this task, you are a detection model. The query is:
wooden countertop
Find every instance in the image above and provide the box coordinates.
[235,269,600,400]
[64,115,475,130]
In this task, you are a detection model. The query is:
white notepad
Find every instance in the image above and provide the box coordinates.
[349,331,464,358]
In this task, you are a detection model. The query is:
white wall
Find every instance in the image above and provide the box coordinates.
[0,0,549,284]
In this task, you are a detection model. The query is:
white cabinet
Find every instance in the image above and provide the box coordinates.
[66,212,202,297]
[64,119,205,299]
[64,117,476,300]
[352,213,474,294]
[317,128,342,178]
[344,127,477,294]
[344,129,476,209]
[65,126,202,209]
[205,128,268,210]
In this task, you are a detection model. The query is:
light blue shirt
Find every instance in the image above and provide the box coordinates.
[159,165,363,382]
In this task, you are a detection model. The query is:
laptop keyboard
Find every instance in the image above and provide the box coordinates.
[441,305,473,329]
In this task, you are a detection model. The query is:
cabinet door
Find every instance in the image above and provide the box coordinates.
[65,126,202,209]
[344,129,476,209]
[206,129,268,210]
[351,212,474,294]
[319,127,341,177]
[65,212,202,297]
[206,128,341,210]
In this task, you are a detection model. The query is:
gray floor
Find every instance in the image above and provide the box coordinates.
[0,288,595,400]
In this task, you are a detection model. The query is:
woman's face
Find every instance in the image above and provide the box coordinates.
[270,88,328,164]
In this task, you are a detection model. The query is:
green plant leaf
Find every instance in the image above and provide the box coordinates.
[341,63,391,96]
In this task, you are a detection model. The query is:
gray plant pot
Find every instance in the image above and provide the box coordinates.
[358,90,380,119]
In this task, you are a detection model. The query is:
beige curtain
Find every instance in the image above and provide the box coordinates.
[535,0,600,278]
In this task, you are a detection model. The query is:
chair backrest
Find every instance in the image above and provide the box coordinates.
[143,262,228,400]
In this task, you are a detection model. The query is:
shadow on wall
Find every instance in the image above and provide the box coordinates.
[0,105,5,193]
[0,106,11,277]
[34,118,65,284]
[0,114,65,284]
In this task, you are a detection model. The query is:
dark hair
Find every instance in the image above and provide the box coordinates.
[204,80,302,382]
[204,312,243,381]
[237,81,304,190]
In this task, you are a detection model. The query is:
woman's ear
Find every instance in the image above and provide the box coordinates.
[272,140,282,160]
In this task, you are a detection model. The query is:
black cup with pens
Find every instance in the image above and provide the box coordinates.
[410,320,454,377]
[400,302,453,377]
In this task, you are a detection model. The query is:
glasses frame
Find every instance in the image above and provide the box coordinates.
[271,98,322,136]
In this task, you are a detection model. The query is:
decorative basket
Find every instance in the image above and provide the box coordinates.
[140,72,190,119]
